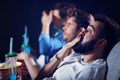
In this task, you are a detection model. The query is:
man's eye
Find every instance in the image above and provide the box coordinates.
[68,23,70,25]
[85,30,88,32]
[66,23,71,26]
[88,30,92,33]
[86,29,92,33]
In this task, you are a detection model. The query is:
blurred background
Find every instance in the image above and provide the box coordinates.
[0,0,120,62]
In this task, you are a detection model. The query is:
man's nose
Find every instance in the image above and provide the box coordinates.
[63,25,66,30]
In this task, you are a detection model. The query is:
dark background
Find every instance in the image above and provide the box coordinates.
[0,0,120,62]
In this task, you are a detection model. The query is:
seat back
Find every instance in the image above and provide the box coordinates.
[106,41,120,80]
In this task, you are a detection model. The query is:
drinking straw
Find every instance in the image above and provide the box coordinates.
[9,37,14,75]
[9,37,13,54]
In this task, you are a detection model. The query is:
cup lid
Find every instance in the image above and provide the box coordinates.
[5,52,17,58]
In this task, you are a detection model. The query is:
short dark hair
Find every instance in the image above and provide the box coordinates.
[68,9,90,29]
[94,13,120,59]
[54,2,76,19]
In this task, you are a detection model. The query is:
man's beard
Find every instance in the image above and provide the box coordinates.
[73,38,98,54]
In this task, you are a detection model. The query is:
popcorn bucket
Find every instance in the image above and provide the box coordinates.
[0,62,22,80]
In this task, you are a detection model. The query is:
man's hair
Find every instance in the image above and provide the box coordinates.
[68,9,90,29]
[94,13,120,59]
[54,2,76,19]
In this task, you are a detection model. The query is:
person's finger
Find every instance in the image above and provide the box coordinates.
[42,10,48,16]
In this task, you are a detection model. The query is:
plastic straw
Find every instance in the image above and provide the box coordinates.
[10,59,14,75]
[9,37,13,54]
[24,25,28,46]
[9,37,14,75]
[25,25,27,34]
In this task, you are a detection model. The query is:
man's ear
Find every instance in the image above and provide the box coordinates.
[96,39,107,48]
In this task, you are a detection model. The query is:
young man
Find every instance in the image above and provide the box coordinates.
[38,2,76,66]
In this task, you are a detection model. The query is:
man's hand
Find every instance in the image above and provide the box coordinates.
[64,28,86,49]
[17,52,30,60]
[41,10,53,27]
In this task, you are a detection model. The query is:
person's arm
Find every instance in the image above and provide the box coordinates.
[35,33,81,79]
[41,10,53,34]
[39,10,54,54]
[17,52,40,80]
[39,33,51,54]
[35,47,72,80]
[39,32,65,56]
[39,11,65,56]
